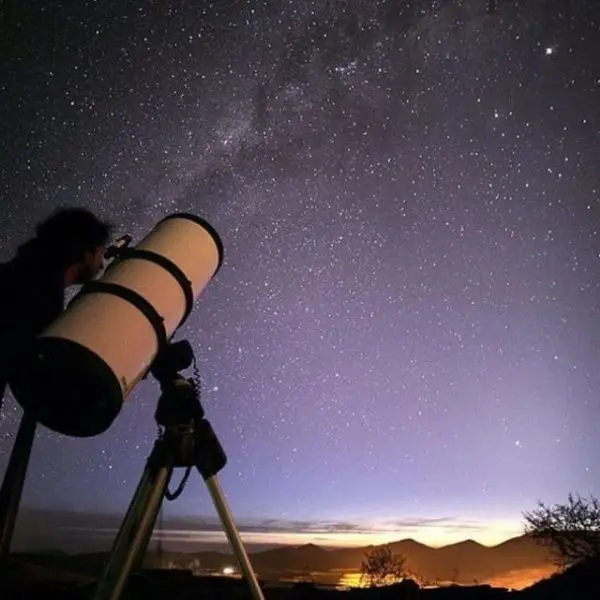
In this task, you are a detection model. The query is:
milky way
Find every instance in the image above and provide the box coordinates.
[1,0,599,550]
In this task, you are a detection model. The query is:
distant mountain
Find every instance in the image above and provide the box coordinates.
[11,534,559,587]
[150,534,557,584]
[251,542,337,572]
[24,549,70,557]
[0,556,94,587]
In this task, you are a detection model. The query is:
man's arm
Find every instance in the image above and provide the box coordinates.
[1,270,65,400]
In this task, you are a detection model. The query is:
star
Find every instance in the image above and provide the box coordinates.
[0,0,598,557]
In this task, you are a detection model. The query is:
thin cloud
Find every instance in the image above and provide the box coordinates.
[12,507,521,552]
[382,516,459,529]
[14,508,488,535]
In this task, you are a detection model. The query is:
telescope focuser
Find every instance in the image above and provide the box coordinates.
[104,235,132,259]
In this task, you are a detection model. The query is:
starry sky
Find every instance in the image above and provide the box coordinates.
[1,0,599,552]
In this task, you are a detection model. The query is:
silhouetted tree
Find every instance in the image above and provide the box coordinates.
[360,544,408,587]
[523,493,600,567]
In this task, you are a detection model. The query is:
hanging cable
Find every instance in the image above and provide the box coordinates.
[165,466,192,501]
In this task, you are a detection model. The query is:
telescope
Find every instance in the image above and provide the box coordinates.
[1,212,267,600]
[9,212,223,438]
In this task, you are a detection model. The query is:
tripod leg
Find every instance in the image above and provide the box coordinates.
[205,475,266,600]
[91,441,174,600]
[0,412,37,556]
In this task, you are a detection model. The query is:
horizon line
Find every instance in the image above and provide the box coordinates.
[13,507,526,550]
[17,530,532,554]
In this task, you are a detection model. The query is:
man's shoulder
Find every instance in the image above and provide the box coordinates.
[0,259,20,295]
[0,260,15,300]
[0,255,49,289]
[0,258,43,315]
[0,257,18,279]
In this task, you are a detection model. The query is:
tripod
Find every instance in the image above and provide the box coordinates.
[92,342,265,600]
[0,410,37,556]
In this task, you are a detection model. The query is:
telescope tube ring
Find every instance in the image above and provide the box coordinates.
[73,281,168,351]
[105,248,195,328]
[158,213,224,275]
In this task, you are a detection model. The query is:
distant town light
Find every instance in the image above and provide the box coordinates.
[222,566,235,576]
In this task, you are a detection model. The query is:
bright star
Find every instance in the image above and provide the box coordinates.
[545,47,554,55]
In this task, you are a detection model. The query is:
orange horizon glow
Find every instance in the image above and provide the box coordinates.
[144,517,525,549]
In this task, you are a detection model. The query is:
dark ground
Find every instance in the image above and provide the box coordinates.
[1,554,599,600]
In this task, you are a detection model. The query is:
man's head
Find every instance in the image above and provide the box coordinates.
[35,208,113,286]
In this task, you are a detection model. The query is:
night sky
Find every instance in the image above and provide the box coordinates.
[1,1,599,552]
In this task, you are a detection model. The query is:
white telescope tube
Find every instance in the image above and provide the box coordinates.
[10,213,223,438]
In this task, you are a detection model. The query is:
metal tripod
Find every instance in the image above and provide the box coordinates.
[0,410,37,556]
[91,344,265,600]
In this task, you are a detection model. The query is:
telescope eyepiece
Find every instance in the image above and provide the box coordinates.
[105,234,133,259]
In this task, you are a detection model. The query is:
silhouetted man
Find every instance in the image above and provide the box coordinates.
[0,207,112,412]
[0,207,111,555]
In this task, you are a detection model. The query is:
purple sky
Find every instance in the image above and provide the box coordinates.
[1,0,599,551]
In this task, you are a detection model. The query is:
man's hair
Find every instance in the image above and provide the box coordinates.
[35,207,112,267]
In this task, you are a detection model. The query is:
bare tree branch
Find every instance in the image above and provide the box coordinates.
[523,493,600,568]
[360,544,408,587]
